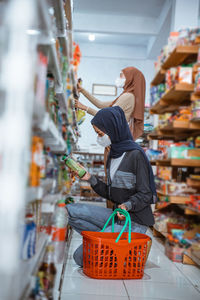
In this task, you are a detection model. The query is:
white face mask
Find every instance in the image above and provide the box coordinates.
[97,134,111,147]
[115,77,126,88]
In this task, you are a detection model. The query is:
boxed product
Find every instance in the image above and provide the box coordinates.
[146,149,163,161]
[165,239,184,263]
[192,100,200,110]
[195,68,200,92]
[150,83,165,106]
[170,146,200,159]
[157,166,172,181]
[177,66,193,84]
[192,109,200,119]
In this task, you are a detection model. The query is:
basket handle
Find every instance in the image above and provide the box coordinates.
[101,208,131,243]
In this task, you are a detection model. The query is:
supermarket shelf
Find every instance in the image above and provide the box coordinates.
[35,113,66,152]
[150,83,193,114]
[150,156,200,167]
[148,120,200,139]
[48,43,63,88]
[157,191,189,204]
[191,91,200,101]
[148,130,175,140]
[150,102,180,115]
[160,83,194,105]
[53,0,67,37]
[160,120,200,133]
[153,226,168,238]
[191,117,200,123]
[186,177,200,189]
[184,206,200,215]
[162,45,199,70]
[183,250,200,267]
[151,68,166,86]
[155,159,171,166]
[59,36,69,59]
[54,227,73,298]
[20,233,48,300]
[171,158,200,167]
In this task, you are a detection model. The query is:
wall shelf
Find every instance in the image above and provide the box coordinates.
[160,83,194,104]
[150,83,193,114]
[20,233,48,300]
[34,113,66,153]
[183,250,200,267]
[151,68,166,86]
[157,191,189,204]
[162,45,199,70]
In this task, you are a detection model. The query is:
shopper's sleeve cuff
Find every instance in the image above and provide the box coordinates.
[88,175,98,187]
[123,201,132,211]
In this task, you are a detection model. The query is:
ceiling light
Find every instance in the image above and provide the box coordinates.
[26,29,40,35]
[88,34,95,41]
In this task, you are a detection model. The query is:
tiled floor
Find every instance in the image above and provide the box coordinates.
[60,202,200,300]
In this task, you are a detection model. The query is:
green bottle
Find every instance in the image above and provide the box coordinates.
[62,155,86,178]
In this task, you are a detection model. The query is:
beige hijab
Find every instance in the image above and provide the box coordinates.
[111,66,146,140]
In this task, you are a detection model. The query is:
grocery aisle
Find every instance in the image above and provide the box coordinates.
[59,202,200,300]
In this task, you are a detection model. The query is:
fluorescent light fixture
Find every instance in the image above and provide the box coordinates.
[88,34,95,41]
[26,29,40,35]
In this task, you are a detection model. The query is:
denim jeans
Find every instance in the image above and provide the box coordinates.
[66,203,148,267]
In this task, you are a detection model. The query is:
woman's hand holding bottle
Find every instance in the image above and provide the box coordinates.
[72,162,91,181]
[75,99,88,111]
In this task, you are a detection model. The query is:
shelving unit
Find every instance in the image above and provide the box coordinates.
[19,233,49,300]
[0,0,78,299]
[149,41,200,265]
[151,45,199,89]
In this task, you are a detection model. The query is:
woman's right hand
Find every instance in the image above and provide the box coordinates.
[77,82,82,92]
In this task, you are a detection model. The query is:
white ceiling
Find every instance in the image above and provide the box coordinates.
[73,0,173,59]
[74,0,166,18]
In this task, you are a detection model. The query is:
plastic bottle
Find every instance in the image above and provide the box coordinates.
[62,155,86,178]
[51,200,68,241]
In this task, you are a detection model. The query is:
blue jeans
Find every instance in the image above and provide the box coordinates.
[66,203,148,267]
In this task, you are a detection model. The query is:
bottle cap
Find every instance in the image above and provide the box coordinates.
[61,154,68,161]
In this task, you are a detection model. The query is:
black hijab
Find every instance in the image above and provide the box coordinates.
[91,106,157,203]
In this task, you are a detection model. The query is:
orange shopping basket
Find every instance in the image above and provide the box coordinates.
[82,208,151,279]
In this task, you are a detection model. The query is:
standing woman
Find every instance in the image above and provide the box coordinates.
[76,67,145,140]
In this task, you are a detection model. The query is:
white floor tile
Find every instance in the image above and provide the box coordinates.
[124,281,200,300]
[61,276,127,296]
[141,268,190,284]
[61,294,128,300]
[174,262,200,291]
[64,265,85,278]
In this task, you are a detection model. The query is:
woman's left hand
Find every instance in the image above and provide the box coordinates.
[117,204,127,221]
